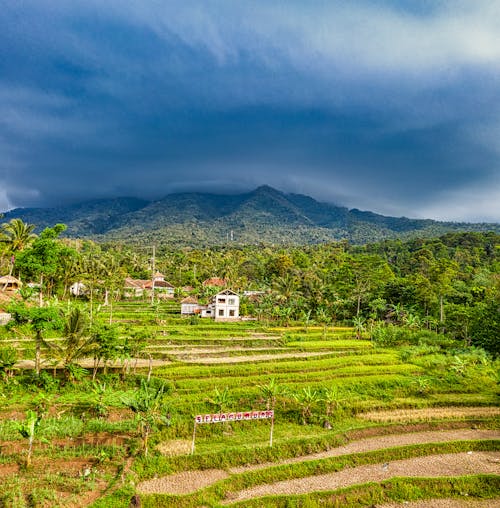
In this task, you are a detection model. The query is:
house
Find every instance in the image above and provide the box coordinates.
[180,290,240,321]
[124,272,175,299]
[124,277,148,297]
[70,282,87,296]
[181,296,200,315]
[0,275,22,292]
[202,277,227,287]
[213,289,239,321]
[144,273,175,299]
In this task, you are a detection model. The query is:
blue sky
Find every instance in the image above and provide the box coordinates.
[1,0,500,221]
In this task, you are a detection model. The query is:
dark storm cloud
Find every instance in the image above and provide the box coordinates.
[1,0,500,221]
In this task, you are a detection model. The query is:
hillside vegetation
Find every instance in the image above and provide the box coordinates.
[3,186,499,245]
[0,222,498,506]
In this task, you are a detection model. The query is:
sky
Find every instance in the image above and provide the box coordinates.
[1,0,500,222]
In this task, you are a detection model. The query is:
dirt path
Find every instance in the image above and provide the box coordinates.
[137,428,499,496]
[138,469,230,495]
[229,428,500,473]
[224,451,500,504]
[180,351,344,364]
[15,350,340,369]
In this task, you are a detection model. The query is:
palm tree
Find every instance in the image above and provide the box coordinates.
[352,315,366,340]
[47,307,95,377]
[61,307,95,368]
[323,386,346,418]
[1,218,37,253]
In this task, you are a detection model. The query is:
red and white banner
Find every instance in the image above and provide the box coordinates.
[195,410,274,424]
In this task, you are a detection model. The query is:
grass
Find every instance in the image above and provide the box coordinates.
[1,300,499,507]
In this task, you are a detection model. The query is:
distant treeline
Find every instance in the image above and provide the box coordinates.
[1,219,498,355]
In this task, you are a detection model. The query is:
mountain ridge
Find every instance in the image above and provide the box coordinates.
[2,186,498,246]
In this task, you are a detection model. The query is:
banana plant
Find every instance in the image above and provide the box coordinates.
[16,410,43,468]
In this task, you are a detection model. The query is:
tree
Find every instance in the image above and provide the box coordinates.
[352,315,366,340]
[49,307,95,377]
[0,346,17,383]
[122,379,170,457]
[1,218,37,253]
[8,302,63,375]
[323,386,346,418]
[14,224,71,304]
[90,322,123,379]
[208,386,231,414]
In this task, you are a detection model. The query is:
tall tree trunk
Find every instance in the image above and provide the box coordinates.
[35,331,41,376]
[39,275,44,307]
[147,353,153,382]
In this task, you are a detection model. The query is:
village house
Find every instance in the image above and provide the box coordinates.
[181,289,240,321]
[0,275,22,292]
[180,296,199,315]
[124,272,175,299]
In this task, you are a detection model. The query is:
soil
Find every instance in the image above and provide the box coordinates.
[224,451,500,503]
[138,469,230,495]
[136,427,500,496]
[229,428,500,473]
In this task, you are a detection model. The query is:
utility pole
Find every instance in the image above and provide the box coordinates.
[151,245,156,305]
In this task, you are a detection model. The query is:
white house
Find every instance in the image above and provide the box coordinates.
[181,296,200,315]
[213,289,240,321]
[181,290,240,321]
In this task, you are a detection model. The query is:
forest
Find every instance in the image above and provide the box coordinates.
[1,219,498,356]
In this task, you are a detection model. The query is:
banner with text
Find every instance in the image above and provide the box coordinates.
[195,410,274,424]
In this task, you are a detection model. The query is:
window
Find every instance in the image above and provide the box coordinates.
[228,298,235,305]
[229,309,235,317]
[218,309,224,317]
[218,298,226,303]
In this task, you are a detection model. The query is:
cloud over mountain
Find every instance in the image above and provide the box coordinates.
[1,1,499,221]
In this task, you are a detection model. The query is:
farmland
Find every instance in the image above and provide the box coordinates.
[0,224,499,506]
[1,300,499,507]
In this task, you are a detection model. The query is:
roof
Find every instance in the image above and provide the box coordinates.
[202,277,227,287]
[216,289,239,296]
[124,277,150,288]
[125,277,174,289]
[181,296,198,304]
[144,280,174,289]
[153,272,165,279]
[0,275,22,285]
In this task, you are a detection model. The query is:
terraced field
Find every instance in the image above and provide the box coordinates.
[1,300,499,507]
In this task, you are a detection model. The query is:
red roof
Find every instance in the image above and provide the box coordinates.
[181,296,198,304]
[202,277,227,287]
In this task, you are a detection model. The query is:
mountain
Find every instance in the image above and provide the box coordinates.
[2,186,499,246]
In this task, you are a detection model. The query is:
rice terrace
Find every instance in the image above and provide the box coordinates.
[0,220,498,507]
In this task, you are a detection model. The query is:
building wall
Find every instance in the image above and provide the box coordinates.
[214,294,240,320]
